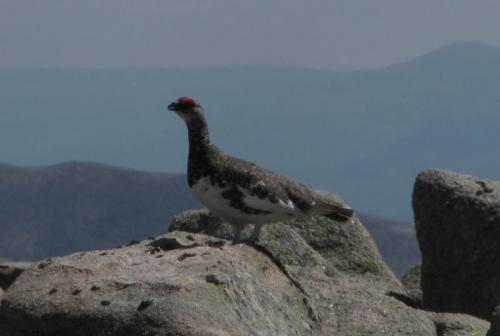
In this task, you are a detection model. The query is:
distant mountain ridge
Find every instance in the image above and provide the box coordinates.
[1,42,499,220]
[386,42,500,72]
[0,161,418,276]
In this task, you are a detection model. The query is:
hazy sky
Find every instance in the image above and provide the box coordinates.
[1,0,500,69]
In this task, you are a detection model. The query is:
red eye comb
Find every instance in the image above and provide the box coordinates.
[177,97,196,105]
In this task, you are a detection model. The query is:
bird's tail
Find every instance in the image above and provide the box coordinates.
[313,193,355,222]
[322,204,354,222]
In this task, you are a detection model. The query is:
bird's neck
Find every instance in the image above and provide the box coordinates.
[186,114,211,162]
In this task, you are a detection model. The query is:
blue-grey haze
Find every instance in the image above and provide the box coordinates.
[1,42,499,221]
[1,1,500,69]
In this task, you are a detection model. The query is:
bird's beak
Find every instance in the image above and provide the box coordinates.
[167,102,177,111]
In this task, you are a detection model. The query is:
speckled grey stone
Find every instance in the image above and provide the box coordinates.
[413,169,500,320]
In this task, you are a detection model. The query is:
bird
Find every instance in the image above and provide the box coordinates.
[168,96,354,242]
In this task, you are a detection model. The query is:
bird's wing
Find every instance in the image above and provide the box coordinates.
[242,178,354,221]
[236,179,302,214]
[213,152,304,214]
[212,149,353,220]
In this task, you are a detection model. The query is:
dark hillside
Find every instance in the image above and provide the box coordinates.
[359,214,419,277]
[0,162,197,260]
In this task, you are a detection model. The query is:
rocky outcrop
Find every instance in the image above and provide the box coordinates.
[0,209,489,335]
[432,313,491,336]
[400,265,490,335]
[401,265,422,308]
[413,169,500,320]
[0,262,31,291]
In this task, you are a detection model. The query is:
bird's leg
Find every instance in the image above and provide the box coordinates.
[249,223,263,242]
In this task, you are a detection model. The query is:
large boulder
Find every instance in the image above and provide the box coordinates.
[0,262,31,291]
[0,209,489,335]
[413,169,500,319]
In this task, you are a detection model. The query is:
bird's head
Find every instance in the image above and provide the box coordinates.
[168,97,203,122]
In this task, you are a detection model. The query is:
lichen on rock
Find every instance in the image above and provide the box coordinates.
[0,208,490,335]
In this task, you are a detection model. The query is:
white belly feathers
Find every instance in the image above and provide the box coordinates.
[190,177,300,225]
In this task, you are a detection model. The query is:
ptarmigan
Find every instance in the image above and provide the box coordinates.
[168,96,354,242]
